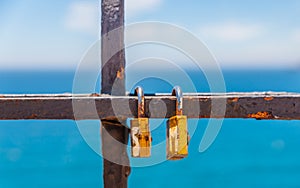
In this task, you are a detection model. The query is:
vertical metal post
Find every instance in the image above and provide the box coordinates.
[101,0,130,187]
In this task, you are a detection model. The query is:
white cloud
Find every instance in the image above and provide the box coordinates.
[125,0,162,18]
[195,22,300,68]
[0,1,99,70]
[65,1,99,35]
[199,22,265,41]
[207,38,300,69]
[64,0,163,33]
[125,22,300,70]
[292,29,300,42]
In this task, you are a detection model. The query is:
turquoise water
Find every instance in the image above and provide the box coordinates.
[1,70,300,187]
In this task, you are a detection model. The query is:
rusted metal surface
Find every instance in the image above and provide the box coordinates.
[130,118,151,158]
[0,92,300,120]
[130,86,151,158]
[167,115,188,160]
[101,0,129,187]
[101,0,125,96]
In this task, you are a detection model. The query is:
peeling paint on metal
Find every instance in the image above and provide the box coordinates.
[116,67,125,79]
[247,111,274,119]
[232,98,239,102]
[264,97,274,101]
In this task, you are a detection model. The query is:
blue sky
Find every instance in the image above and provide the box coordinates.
[0,0,300,70]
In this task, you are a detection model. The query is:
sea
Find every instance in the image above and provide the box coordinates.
[1,69,300,188]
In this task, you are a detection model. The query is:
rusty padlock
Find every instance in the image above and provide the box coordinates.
[167,86,188,160]
[130,86,151,158]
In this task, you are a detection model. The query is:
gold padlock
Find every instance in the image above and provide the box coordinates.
[130,86,151,158]
[167,86,188,160]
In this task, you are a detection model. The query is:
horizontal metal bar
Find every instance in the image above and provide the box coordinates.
[0,92,300,120]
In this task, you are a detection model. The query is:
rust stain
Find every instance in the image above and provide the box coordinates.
[264,97,274,101]
[248,111,274,119]
[116,67,125,79]
[90,93,100,97]
[228,97,239,104]
[0,95,5,98]
[232,98,239,102]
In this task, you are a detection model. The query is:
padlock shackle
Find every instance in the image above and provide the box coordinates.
[134,86,145,118]
[172,86,183,116]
